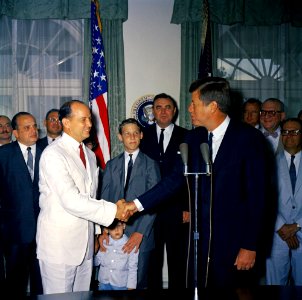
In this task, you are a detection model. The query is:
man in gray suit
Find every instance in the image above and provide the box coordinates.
[266,117,302,285]
[98,118,160,289]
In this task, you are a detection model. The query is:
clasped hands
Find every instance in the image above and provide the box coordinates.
[277,223,300,249]
[115,199,138,222]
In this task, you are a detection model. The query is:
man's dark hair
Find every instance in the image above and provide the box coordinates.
[189,77,230,114]
[242,98,262,110]
[118,118,142,134]
[153,93,178,123]
[45,108,60,120]
[280,117,302,130]
[297,110,302,120]
[59,100,85,122]
[11,112,32,130]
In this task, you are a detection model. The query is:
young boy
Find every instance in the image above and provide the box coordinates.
[98,118,161,289]
[94,220,138,290]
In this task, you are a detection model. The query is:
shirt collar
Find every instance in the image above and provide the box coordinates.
[124,148,139,161]
[156,123,174,135]
[211,116,230,137]
[18,141,36,154]
[62,132,83,151]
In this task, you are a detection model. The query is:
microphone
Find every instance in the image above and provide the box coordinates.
[200,143,211,175]
[179,143,188,175]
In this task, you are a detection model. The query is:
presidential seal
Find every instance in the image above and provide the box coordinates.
[131,94,155,128]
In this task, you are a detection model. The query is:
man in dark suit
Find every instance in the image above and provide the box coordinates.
[36,108,62,151]
[0,115,12,290]
[122,77,272,288]
[139,93,189,289]
[0,112,43,297]
[98,118,160,289]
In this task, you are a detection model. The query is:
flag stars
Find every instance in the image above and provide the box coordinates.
[92,47,98,54]
[101,74,106,81]
[93,70,99,78]
[96,38,101,44]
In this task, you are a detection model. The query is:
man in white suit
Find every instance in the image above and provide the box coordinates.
[36,100,127,294]
[266,117,302,285]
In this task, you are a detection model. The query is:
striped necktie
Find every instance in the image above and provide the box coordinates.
[27,147,34,180]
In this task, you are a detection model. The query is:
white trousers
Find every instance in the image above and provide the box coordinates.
[39,258,93,294]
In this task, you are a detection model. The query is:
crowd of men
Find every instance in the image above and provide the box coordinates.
[0,76,301,296]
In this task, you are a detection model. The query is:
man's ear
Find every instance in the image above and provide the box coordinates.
[118,133,123,142]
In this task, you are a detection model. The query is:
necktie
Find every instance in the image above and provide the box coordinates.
[263,131,278,138]
[79,144,86,168]
[289,155,296,194]
[208,132,213,161]
[27,147,34,180]
[159,128,165,157]
[124,154,133,197]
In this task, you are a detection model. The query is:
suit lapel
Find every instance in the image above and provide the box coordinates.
[278,153,293,199]
[294,154,302,195]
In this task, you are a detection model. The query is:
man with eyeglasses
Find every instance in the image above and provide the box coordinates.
[260,98,286,154]
[37,109,62,151]
[266,117,302,285]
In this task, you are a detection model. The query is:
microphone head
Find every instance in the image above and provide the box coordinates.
[200,143,210,165]
[179,143,188,165]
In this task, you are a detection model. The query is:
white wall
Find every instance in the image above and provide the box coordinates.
[124,0,181,118]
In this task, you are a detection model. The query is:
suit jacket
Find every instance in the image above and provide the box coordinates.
[138,119,272,286]
[0,141,42,244]
[274,151,302,232]
[101,151,160,253]
[36,136,48,151]
[140,124,188,221]
[36,133,117,265]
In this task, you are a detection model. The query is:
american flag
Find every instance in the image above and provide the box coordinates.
[89,0,110,170]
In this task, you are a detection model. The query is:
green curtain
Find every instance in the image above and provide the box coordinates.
[1,0,127,157]
[172,0,302,26]
[0,0,127,20]
[172,0,302,127]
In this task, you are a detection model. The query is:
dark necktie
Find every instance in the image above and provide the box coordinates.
[289,155,296,194]
[208,132,213,161]
[159,128,165,157]
[263,131,278,138]
[79,144,86,168]
[124,154,133,197]
[27,147,34,180]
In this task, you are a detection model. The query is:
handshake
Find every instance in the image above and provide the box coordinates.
[115,199,138,222]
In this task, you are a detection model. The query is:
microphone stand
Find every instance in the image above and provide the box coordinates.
[184,168,210,300]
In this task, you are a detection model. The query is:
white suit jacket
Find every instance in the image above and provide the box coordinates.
[36,133,116,265]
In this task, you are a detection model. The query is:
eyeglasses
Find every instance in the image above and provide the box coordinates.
[47,118,60,123]
[281,129,302,136]
[260,110,282,117]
